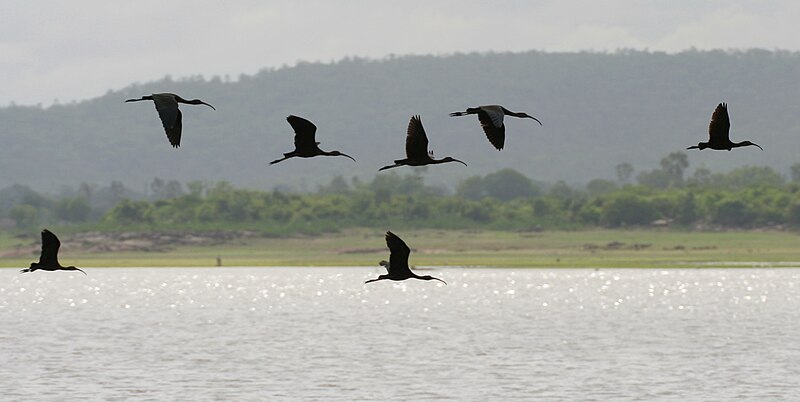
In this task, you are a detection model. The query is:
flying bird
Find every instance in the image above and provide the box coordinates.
[379,115,467,171]
[20,229,85,275]
[687,103,762,151]
[269,115,356,165]
[365,231,446,285]
[449,105,542,150]
[125,93,215,148]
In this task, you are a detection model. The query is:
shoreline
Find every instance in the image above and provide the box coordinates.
[3,228,799,269]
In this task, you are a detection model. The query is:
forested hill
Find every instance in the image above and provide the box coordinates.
[3,49,800,191]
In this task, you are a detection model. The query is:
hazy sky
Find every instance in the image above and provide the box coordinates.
[3,1,800,105]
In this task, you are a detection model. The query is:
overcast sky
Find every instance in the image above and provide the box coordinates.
[3,1,800,106]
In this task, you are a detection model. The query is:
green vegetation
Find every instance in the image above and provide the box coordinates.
[1,152,800,268]
[3,153,800,234]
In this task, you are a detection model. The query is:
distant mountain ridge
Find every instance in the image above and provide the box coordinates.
[2,49,799,191]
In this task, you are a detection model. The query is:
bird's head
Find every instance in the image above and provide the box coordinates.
[67,266,87,275]
[195,100,216,110]
[442,157,467,167]
[330,151,356,162]
[741,141,763,150]
[521,113,543,125]
[421,275,447,285]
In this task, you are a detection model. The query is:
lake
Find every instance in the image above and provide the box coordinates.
[1,267,799,400]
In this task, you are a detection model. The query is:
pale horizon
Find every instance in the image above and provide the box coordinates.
[4,1,800,106]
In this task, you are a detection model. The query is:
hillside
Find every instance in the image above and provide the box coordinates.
[3,49,800,191]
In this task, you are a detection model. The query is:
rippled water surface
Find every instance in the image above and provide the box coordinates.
[2,267,800,400]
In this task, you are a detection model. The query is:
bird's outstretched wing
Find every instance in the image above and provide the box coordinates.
[405,115,429,160]
[165,109,182,147]
[476,108,506,150]
[385,231,412,277]
[152,94,182,147]
[287,115,318,150]
[708,102,730,143]
[39,229,61,266]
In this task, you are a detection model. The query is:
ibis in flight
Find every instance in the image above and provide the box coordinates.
[20,229,85,275]
[687,103,762,151]
[365,231,446,285]
[449,105,542,150]
[125,93,215,148]
[379,115,467,171]
[269,115,356,165]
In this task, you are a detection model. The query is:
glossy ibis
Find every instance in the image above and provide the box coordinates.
[687,103,762,151]
[269,115,356,165]
[125,93,215,148]
[20,229,85,275]
[379,115,466,171]
[365,231,446,285]
[449,105,541,150]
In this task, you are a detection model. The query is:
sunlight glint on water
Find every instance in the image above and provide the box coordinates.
[1,267,799,400]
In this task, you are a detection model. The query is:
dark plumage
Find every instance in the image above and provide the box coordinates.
[379,115,467,171]
[449,105,541,150]
[687,103,762,151]
[269,115,356,165]
[20,229,85,275]
[365,231,446,285]
[125,93,215,147]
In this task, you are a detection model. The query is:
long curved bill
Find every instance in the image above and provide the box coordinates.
[341,153,356,162]
[201,101,216,110]
[432,277,447,285]
[528,116,543,126]
[75,268,87,275]
[751,143,764,151]
[453,159,468,167]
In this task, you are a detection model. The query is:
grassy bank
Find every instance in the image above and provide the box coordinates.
[1,229,799,268]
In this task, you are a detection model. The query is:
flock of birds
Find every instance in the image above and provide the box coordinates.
[20,93,763,284]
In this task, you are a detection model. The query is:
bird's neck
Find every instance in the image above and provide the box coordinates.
[177,97,203,105]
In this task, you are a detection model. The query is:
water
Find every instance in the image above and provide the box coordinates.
[1,267,799,400]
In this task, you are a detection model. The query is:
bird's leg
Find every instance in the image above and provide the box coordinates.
[269,156,291,165]
[365,276,389,284]
[124,96,151,103]
[378,164,401,171]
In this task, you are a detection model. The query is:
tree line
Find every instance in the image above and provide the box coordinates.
[3,152,800,234]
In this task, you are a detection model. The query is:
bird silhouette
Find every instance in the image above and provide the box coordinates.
[449,105,541,150]
[365,231,446,285]
[20,229,85,275]
[687,103,762,151]
[125,93,215,148]
[379,115,467,171]
[269,115,356,165]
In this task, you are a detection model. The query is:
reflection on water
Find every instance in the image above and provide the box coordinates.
[1,267,799,400]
